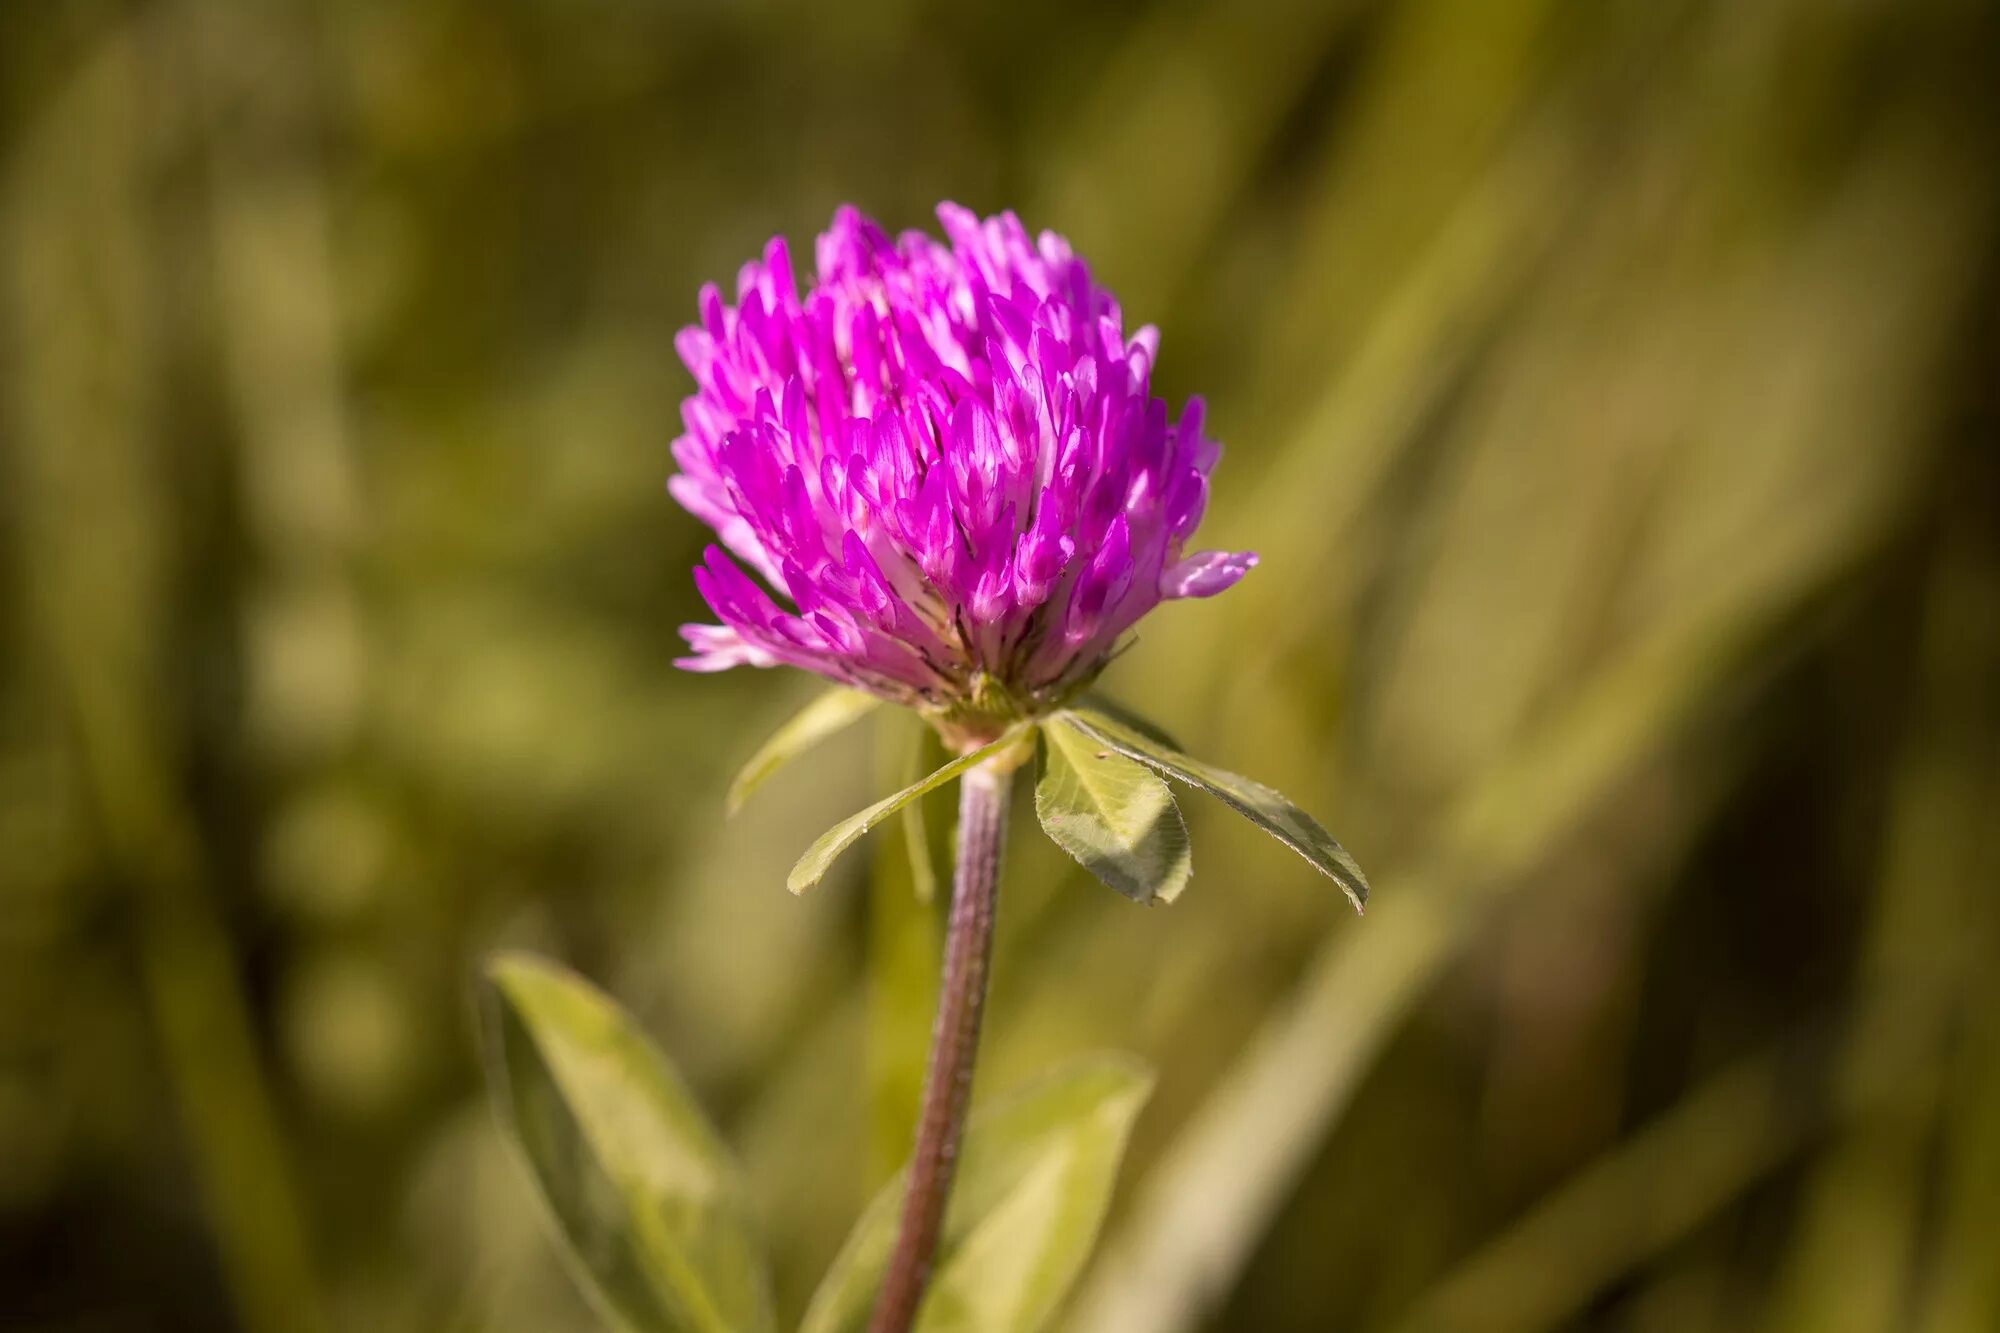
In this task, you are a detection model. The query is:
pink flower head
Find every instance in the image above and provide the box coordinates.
[671,204,1254,744]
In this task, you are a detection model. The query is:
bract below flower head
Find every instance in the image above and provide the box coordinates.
[671,203,1255,747]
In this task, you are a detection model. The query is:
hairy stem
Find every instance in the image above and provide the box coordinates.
[868,759,1012,1332]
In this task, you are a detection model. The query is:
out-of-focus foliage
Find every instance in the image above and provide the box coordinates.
[2,0,1996,1330]
[801,1054,1152,1333]
[484,954,775,1333]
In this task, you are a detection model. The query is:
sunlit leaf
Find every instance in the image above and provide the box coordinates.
[1036,717,1192,904]
[1061,708,1369,912]
[789,728,1030,895]
[481,953,774,1333]
[726,688,881,815]
[801,1055,1155,1333]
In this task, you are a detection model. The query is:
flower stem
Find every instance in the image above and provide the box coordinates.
[868,758,1012,1333]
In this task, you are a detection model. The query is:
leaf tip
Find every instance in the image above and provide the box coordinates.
[1339,861,1371,915]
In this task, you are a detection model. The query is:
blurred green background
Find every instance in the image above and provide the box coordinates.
[4,1,1998,1330]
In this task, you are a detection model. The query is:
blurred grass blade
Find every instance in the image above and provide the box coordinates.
[900,718,941,905]
[1036,717,1192,905]
[789,727,1030,894]
[800,1055,1155,1333]
[481,953,775,1333]
[727,688,881,815]
[1384,1047,1814,1333]
[1062,708,1368,911]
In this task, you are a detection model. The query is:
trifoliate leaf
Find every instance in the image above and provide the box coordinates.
[1061,708,1369,912]
[1035,717,1192,904]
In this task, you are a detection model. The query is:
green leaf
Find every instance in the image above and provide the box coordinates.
[1036,717,1193,905]
[800,1055,1155,1333]
[788,727,1030,895]
[481,953,774,1333]
[726,687,881,815]
[1061,708,1370,912]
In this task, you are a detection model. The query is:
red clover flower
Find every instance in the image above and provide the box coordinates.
[480,205,1369,1333]
[671,203,1365,1333]
[671,204,1254,748]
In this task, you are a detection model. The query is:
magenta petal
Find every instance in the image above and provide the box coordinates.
[675,624,777,671]
[1161,550,1258,599]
